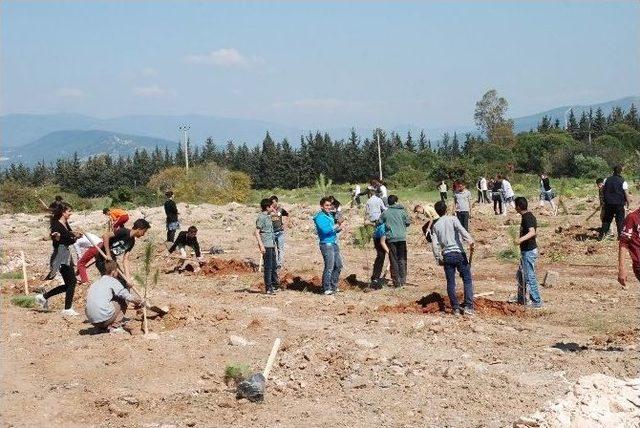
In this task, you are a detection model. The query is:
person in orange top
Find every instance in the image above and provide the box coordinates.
[103,207,129,231]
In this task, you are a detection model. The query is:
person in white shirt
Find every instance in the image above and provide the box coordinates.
[438,181,448,202]
[351,184,362,208]
[75,232,103,284]
[502,177,515,215]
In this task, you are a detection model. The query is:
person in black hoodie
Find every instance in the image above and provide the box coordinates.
[35,202,83,316]
[599,165,631,239]
[168,226,204,271]
[164,190,179,243]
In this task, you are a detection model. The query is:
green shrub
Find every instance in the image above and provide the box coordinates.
[389,167,426,188]
[109,186,133,205]
[574,154,610,179]
[0,181,92,214]
[147,162,252,205]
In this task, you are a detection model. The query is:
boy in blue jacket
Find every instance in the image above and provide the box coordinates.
[313,197,343,295]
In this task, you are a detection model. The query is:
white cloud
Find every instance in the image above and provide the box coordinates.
[140,67,159,77]
[184,48,259,67]
[56,87,85,98]
[132,85,166,97]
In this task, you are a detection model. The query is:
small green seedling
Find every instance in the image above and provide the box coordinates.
[224,362,251,384]
[11,295,36,308]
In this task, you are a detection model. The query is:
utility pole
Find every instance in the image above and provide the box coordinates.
[178,124,190,172]
[376,129,383,180]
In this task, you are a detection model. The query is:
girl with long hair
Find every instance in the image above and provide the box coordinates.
[36,202,82,316]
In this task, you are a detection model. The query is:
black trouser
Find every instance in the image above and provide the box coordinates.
[482,190,489,203]
[477,190,483,203]
[456,211,470,231]
[493,196,503,214]
[43,264,77,310]
[388,241,407,287]
[371,238,386,284]
[600,204,626,238]
[167,228,176,243]
[440,192,447,202]
[263,247,278,291]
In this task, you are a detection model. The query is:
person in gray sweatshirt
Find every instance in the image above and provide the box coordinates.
[378,195,411,287]
[85,260,143,333]
[430,200,475,315]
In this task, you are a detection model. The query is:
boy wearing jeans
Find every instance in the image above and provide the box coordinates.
[453,181,472,231]
[255,198,278,295]
[514,197,543,308]
[431,201,475,315]
[313,197,343,295]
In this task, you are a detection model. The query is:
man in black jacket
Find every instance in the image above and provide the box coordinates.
[164,190,179,243]
[169,226,204,271]
[599,165,631,240]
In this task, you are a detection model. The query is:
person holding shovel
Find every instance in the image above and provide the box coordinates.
[514,197,543,308]
[431,200,475,316]
[94,219,151,285]
[85,260,143,334]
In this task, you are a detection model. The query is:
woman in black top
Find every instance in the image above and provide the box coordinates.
[36,202,82,315]
[492,176,504,215]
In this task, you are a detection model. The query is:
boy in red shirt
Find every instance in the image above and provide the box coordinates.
[619,206,640,286]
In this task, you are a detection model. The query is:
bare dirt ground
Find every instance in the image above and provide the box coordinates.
[1,195,638,427]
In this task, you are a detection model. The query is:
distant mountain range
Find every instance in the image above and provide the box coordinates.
[1,130,175,164]
[1,96,637,165]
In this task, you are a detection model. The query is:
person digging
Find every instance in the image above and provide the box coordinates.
[168,225,204,272]
[85,259,144,334]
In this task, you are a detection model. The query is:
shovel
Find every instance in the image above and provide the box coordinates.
[83,234,169,315]
[236,337,282,402]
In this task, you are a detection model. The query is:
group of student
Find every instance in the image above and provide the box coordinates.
[34,166,639,332]
[33,190,207,333]
[256,175,544,313]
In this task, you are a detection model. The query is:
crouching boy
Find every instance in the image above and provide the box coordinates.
[169,226,204,271]
[85,260,143,333]
[431,200,475,315]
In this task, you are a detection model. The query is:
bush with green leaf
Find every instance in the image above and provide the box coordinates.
[147,162,252,205]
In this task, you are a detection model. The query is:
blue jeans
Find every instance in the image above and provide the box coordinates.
[443,251,474,310]
[263,247,278,291]
[274,231,285,269]
[517,249,542,306]
[319,243,342,292]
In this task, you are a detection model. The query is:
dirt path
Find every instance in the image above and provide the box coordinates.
[1,198,638,427]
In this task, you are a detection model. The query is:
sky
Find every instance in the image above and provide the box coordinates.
[1,1,639,129]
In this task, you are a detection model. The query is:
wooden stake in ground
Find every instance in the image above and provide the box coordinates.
[263,337,282,379]
[20,251,29,295]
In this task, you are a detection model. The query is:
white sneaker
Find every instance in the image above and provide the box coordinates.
[60,308,79,317]
[35,294,49,310]
[323,290,334,295]
[109,327,126,334]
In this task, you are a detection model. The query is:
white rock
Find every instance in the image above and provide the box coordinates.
[228,335,253,346]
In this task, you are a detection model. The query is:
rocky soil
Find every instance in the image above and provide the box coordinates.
[1,195,638,427]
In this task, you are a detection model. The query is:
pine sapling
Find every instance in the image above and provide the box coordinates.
[134,241,160,334]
